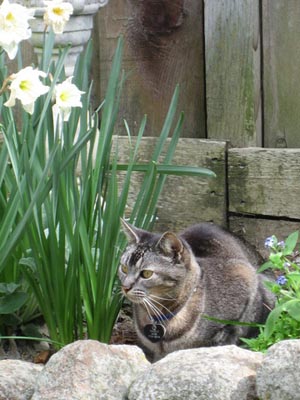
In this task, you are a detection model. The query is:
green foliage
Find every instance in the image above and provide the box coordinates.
[242,231,300,352]
[0,283,27,314]
[0,257,40,337]
[0,32,214,347]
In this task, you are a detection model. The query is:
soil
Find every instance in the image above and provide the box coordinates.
[110,307,137,346]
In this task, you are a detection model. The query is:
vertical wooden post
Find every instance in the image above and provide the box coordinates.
[93,0,206,138]
[263,0,300,148]
[204,0,262,147]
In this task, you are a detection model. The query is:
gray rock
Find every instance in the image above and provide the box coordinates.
[128,345,263,400]
[31,340,150,400]
[257,339,300,400]
[7,340,300,400]
[0,359,43,400]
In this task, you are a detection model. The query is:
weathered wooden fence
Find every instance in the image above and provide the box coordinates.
[115,137,300,256]
[94,0,300,148]
[93,0,300,255]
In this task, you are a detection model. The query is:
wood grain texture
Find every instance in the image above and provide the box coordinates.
[93,0,206,138]
[204,0,262,147]
[228,148,300,218]
[113,137,227,232]
[263,1,300,148]
[9,42,35,70]
[230,216,300,260]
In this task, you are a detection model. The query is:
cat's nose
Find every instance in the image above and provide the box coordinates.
[122,285,132,294]
[122,277,135,294]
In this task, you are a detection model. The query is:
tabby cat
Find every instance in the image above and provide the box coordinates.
[118,220,275,361]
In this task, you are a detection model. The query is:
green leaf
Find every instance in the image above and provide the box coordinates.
[264,305,284,339]
[0,335,64,348]
[283,231,299,255]
[0,292,28,314]
[116,164,216,178]
[287,272,300,285]
[0,142,59,270]
[263,280,277,292]
[269,252,283,266]
[19,257,37,273]
[2,313,22,327]
[21,323,43,338]
[284,299,300,322]
[0,283,20,295]
[257,260,274,273]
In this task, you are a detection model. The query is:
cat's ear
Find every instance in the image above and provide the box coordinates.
[120,218,141,243]
[157,232,184,258]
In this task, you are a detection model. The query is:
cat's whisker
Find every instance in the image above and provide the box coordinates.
[143,298,167,329]
[149,296,189,324]
[143,299,166,329]
[143,298,159,319]
[142,299,154,321]
[132,289,146,301]
[149,296,176,318]
[115,288,126,303]
[147,298,171,327]
[149,293,177,302]
[146,299,164,320]
[116,288,124,297]
[149,295,186,321]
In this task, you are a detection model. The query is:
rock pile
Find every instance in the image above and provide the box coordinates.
[1,339,300,400]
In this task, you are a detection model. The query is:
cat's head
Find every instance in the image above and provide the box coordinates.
[118,219,194,305]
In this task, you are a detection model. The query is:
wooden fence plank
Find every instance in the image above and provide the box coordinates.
[8,42,35,72]
[263,1,300,148]
[230,216,300,260]
[228,148,300,218]
[93,0,206,138]
[204,0,261,147]
[113,137,227,232]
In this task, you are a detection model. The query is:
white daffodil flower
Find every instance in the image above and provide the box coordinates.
[53,76,84,121]
[4,66,50,115]
[0,0,34,60]
[44,0,73,34]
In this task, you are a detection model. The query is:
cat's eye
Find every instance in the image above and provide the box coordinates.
[121,264,128,274]
[140,270,153,279]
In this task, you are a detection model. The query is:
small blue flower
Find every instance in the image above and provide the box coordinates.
[276,275,287,285]
[265,236,276,249]
[277,241,285,249]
